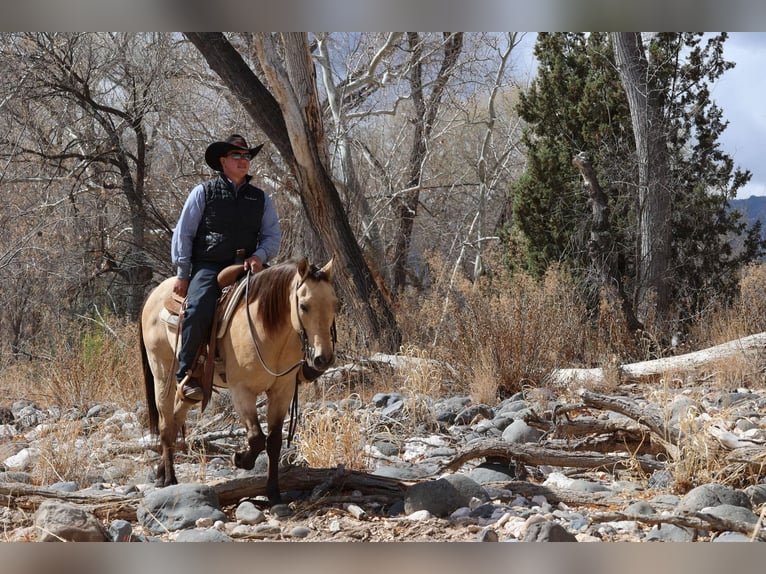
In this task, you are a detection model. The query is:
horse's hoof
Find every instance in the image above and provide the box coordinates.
[233,452,255,470]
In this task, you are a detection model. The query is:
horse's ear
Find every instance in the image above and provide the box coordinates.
[320,258,334,281]
[297,257,310,280]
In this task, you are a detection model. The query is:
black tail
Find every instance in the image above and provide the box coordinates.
[138,317,160,435]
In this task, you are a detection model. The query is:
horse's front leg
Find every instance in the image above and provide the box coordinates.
[265,422,284,503]
[233,417,266,471]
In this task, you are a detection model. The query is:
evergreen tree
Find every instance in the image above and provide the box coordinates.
[512,32,765,328]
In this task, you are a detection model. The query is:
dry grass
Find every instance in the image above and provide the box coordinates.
[31,420,93,485]
[399,251,589,400]
[293,399,371,471]
[0,318,143,412]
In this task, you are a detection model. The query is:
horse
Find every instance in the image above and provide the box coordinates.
[138,258,337,503]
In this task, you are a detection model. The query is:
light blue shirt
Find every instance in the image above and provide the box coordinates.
[171,177,282,279]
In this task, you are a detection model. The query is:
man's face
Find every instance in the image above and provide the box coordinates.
[220,147,252,182]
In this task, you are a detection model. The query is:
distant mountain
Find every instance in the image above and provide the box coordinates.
[730,195,766,229]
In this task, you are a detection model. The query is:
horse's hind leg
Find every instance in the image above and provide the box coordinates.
[156,388,193,486]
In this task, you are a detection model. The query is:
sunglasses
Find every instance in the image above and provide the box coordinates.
[225,152,253,161]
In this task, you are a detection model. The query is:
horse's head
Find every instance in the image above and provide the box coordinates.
[292,258,338,374]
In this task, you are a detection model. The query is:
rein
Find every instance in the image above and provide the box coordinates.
[244,270,307,378]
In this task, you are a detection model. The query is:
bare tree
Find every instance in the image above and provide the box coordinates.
[185,32,401,352]
[391,32,464,291]
[0,33,186,319]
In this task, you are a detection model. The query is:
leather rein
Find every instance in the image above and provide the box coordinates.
[243,269,336,380]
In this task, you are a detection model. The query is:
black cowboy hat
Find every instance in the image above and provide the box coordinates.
[204,134,264,172]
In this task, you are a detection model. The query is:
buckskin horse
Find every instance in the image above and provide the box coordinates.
[139,258,337,503]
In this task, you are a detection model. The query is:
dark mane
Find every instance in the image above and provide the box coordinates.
[247,260,297,336]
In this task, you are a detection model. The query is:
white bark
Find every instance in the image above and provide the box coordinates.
[550,332,766,386]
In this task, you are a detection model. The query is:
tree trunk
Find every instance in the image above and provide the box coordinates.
[392,33,463,292]
[185,32,401,352]
[612,33,671,326]
[572,152,642,332]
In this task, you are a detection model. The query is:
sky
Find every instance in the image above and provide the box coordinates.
[516,32,766,200]
[712,32,766,198]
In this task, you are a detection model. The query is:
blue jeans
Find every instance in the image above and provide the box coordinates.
[176,262,224,383]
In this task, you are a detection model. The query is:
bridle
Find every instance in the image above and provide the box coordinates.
[244,269,336,380]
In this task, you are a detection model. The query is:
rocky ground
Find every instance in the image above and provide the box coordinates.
[1,366,765,542]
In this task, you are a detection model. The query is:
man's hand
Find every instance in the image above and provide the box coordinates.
[173,278,189,298]
[244,255,264,273]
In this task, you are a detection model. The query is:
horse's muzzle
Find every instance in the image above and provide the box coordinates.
[309,350,334,371]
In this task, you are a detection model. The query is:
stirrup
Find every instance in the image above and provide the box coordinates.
[177,375,203,403]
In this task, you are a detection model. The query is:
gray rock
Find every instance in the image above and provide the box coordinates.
[371,392,403,408]
[435,396,473,423]
[700,504,759,525]
[713,531,754,542]
[650,494,680,507]
[235,501,266,525]
[496,399,528,415]
[381,400,404,418]
[501,419,543,444]
[744,484,766,508]
[270,504,292,518]
[404,474,488,517]
[34,500,109,542]
[676,483,751,513]
[373,463,437,480]
[647,469,673,490]
[109,519,134,542]
[624,501,655,517]
[477,527,499,542]
[644,523,695,542]
[48,481,79,493]
[175,529,233,542]
[454,404,494,425]
[0,471,34,484]
[137,484,227,533]
[734,418,758,432]
[373,440,401,456]
[442,473,490,502]
[568,479,611,493]
[468,462,517,484]
[523,521,577,542]
[289,526,312,538]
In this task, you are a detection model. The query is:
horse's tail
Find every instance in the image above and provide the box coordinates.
[138,316,160,435]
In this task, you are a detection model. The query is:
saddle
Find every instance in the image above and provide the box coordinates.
[161,263,250,409]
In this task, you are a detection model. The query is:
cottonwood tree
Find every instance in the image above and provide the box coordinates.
[612,32,672,324]
[185,32,401,352]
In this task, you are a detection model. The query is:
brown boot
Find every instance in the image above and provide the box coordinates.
[177,374,203,402]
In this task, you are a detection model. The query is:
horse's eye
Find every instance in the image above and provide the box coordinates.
[300,303,308,313]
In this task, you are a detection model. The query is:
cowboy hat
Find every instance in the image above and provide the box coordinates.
[204,134,264,171]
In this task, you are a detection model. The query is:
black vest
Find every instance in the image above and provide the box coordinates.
[192,175,265,264]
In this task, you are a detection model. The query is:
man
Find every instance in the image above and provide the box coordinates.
[171,134,281,402]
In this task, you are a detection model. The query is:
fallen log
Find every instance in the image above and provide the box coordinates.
[211,466,408,506]
[550,331,766,386]
[0,482,139,521]
[577,389,680,454]
[489,480,654,509]
[589,510,766,541]
[441,438,664,474]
